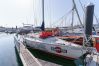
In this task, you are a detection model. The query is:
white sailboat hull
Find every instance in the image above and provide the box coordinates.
[24,37,87,59]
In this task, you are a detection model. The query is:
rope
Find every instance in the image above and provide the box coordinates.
[79,0,85,14]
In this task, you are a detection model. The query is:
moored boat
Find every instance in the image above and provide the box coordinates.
[23,33,88,59]
[14,0,98,61]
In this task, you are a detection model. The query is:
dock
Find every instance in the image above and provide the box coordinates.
[15,39,42,66]
[14,36,61,66]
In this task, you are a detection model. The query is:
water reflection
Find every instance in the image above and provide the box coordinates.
[0,33,21,66]
[14,47,23,66]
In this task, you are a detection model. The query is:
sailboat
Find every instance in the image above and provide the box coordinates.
[15,0,99,60]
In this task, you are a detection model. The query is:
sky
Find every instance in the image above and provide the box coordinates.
[0,0,99,28]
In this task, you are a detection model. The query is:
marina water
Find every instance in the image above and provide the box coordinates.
[0,33,22,66]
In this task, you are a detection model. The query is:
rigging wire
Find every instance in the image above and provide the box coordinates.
[94,14,99,24]
[48,0,84,28]
[72,0,83,28]
[51,9,73,27]
[49,0,52,28]
[78,0,97,47]
[79,0,99,24]
[33,0,37,27]
[79,0,99,30]
[79,0,85,14]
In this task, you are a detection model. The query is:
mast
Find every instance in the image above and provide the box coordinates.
[42,0,44,23]
[71,1,74,33]
[41,0,45,31]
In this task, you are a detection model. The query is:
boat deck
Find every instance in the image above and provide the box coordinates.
[26,36,82,48]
